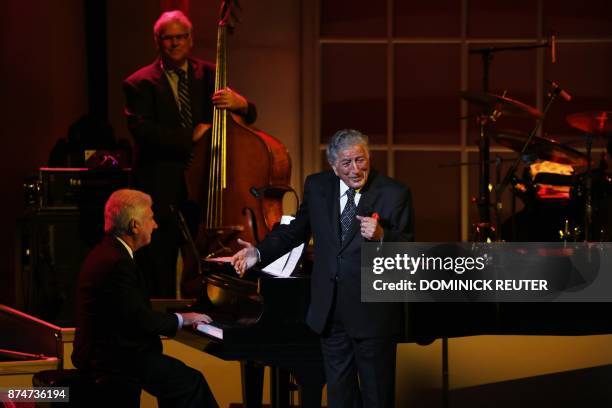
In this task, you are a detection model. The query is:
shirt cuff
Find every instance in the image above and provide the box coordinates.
[175,313,184,329]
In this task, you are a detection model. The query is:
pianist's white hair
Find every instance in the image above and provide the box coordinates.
[104,189,152,236]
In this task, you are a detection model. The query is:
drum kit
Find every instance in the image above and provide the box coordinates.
[461,90,612,242]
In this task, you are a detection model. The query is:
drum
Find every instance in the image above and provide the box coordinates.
[503,161,579,242]
[530,161,574,202]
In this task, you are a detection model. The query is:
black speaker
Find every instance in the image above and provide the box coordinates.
[17,168,130,326]
[17,210,94,327]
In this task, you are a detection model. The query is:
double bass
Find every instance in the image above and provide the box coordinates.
[181,0,292,295]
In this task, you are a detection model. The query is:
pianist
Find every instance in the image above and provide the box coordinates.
[72,189,218,407]
[232,129,414,408]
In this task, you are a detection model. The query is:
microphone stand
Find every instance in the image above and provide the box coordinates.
[584,133,594,241]
[470,41,553,94]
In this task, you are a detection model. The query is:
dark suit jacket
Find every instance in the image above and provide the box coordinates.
[123,57,257,215]
[72,235,179,372]
[257,170,414,338]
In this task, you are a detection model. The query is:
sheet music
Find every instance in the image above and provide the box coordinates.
[262,215,304,278]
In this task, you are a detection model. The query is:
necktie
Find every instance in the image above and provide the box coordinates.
[174,69,193,128]
[340,188,357,242]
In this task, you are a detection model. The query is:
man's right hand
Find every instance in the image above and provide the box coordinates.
[192,123,211,142]
[230,238,258,277]
[180,312,212,327]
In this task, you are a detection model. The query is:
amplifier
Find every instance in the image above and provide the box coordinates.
[24,167,131,210]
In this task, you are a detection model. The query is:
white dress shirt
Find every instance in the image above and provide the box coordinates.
[339,179,361,213]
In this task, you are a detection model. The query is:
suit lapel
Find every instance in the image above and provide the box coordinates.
[356,171,381,217]
[153,59,182,123]
[107,235,150,292]
[339,171,381,252]
[323,174,341,248]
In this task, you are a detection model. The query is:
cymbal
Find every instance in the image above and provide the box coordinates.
[492,129,587,166]
[566,111,612,135]
[460,91,543,119]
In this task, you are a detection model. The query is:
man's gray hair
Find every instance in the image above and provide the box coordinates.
[153,10,193,38]
[325,129,369,165]
[104,189,152,236]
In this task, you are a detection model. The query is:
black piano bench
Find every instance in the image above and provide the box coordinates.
[32,369,141,407]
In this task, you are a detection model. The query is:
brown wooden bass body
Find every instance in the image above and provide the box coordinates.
[179,1,292,296]
[186,116,292,252]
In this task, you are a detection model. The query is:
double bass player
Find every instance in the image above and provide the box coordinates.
[123,10,256,297]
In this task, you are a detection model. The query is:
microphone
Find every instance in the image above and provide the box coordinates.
[547,80,572,102]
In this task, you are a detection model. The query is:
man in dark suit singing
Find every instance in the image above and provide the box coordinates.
[231,129,414,408]
[123,10,256,297]
[72,189,218,407]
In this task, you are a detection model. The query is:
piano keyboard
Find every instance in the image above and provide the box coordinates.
[196,323,223,340]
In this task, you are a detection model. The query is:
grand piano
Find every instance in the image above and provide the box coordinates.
[174,260,326,408]
[172,236,612,408]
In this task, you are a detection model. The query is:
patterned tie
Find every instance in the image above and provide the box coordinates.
[340,188,357,242]
[174,69,193,128]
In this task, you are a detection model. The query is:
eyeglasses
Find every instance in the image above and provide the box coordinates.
[159,33,190,42]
